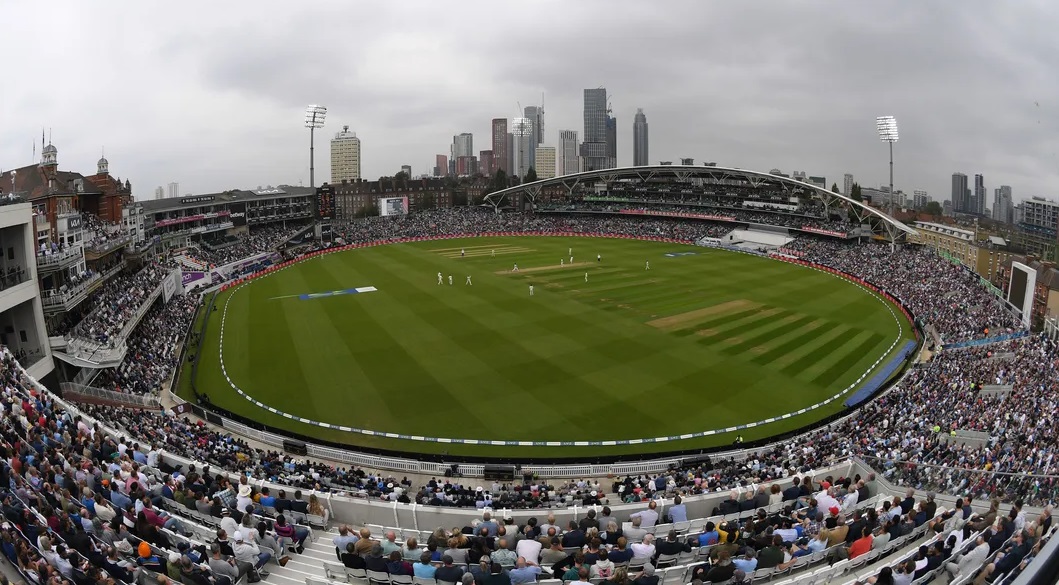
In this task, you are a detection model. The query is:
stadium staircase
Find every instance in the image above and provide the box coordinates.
[267,531,334,585]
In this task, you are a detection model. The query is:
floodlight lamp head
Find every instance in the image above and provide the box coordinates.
[876,116,899,141]
[304,104,327,129]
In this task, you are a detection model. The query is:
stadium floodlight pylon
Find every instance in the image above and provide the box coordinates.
[305,104,328,189]
[876,115,899,217]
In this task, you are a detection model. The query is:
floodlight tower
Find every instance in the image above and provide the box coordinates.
[876,116,899,215]
[305,104,328,189]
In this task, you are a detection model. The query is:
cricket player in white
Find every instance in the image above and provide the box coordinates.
[597,254,601,262]
[585,272,588,282]
[569,255,573,264]
[560,258,564,266]
[491,249,495,257]
[529,285,534,296]
[645,260,650,270]
[437,272,443,284]
[465,275,472,285]
[568,247,572,256]
[513,263,519,272]
[461,248,465,257]
[448,275,453,285]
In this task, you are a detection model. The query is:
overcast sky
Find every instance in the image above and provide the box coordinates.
[3,0,1057,204]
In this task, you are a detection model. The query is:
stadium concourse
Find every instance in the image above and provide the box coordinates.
[3,208,1057,585]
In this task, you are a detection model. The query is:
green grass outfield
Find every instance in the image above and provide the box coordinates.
[183,236,915,458]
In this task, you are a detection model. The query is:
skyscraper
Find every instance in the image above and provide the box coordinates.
[510,117,534,178]
[524,105,544,145]
[605,116,617,167]
[993,185,1013,223]
[557,130,580,176]
[974,173,986,215]
[330,125,362,183]
[479,150,494,177]
[951,173,968,213]
[451,133,473,162]
[154,186,164,200]
[843,173,854,196]
[434,154,448,177]
[491,119,508,175]
[633,108,649,166]
[581,88,614,171]
[167,182,179,199]
[534,146,556,179]
[913,190,929,209]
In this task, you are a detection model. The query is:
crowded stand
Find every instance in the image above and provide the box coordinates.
[93,294,198,396]
[70,262,176,345]
[537,200,859,235]
[0,338,1051,585]
[82,212,130,251]
[782,238,1021,344]
[186,223,308,268]
[7,208,1057,585]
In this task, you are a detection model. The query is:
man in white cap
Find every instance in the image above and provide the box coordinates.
[232,531,271,576]
[236,483,253,513]
[219,508,239,542]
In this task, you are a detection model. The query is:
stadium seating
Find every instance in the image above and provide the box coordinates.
[9,207,1059,585]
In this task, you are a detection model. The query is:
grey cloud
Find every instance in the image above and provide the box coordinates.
[2,0,1058,203]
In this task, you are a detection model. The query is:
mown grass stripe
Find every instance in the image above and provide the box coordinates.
[669,306,771,337]
[698,310,796,350]
[810,332,887,386]
[750,321,828,365]
[780,326,863,376]
[718,314,818,355]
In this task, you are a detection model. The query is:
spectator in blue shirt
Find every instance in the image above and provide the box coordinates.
[413,552,437,578]
[731,549,758,573]
[697,522,720,547]
[508,557,542,585]
[669,495,687,523]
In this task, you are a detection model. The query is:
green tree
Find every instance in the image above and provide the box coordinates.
[850,183,863,201]
[831,183,840,194]
[924,201,943,217]
[393,171,409,181]
[524,167,538,183]
[491,169,508,191]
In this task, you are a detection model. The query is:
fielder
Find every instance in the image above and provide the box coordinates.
[597,254,601,262]
[461,248,465,257]
[561,258,564,266]
[448,275,453,285]
[569,255,573,264]
[529,285,534,296]
[646,260,650,270]
[585,272,588,282]
[491,249,495,257]
[465,275,472,285]
[568,247,572,257]
[437,272,443,285]
[513,263,519,272]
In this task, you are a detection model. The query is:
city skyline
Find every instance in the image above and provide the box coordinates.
[3,1,1059,203]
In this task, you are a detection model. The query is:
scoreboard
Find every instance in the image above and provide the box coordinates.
[316,184,335,221]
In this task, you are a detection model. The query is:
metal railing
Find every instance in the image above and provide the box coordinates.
[862,455,1059,507]
[85,233,132,255]
[35,246,82,267]
[59,382,161,410]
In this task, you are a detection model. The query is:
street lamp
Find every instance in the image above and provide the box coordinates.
[876,115,899,215]
[305,104,327,189]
